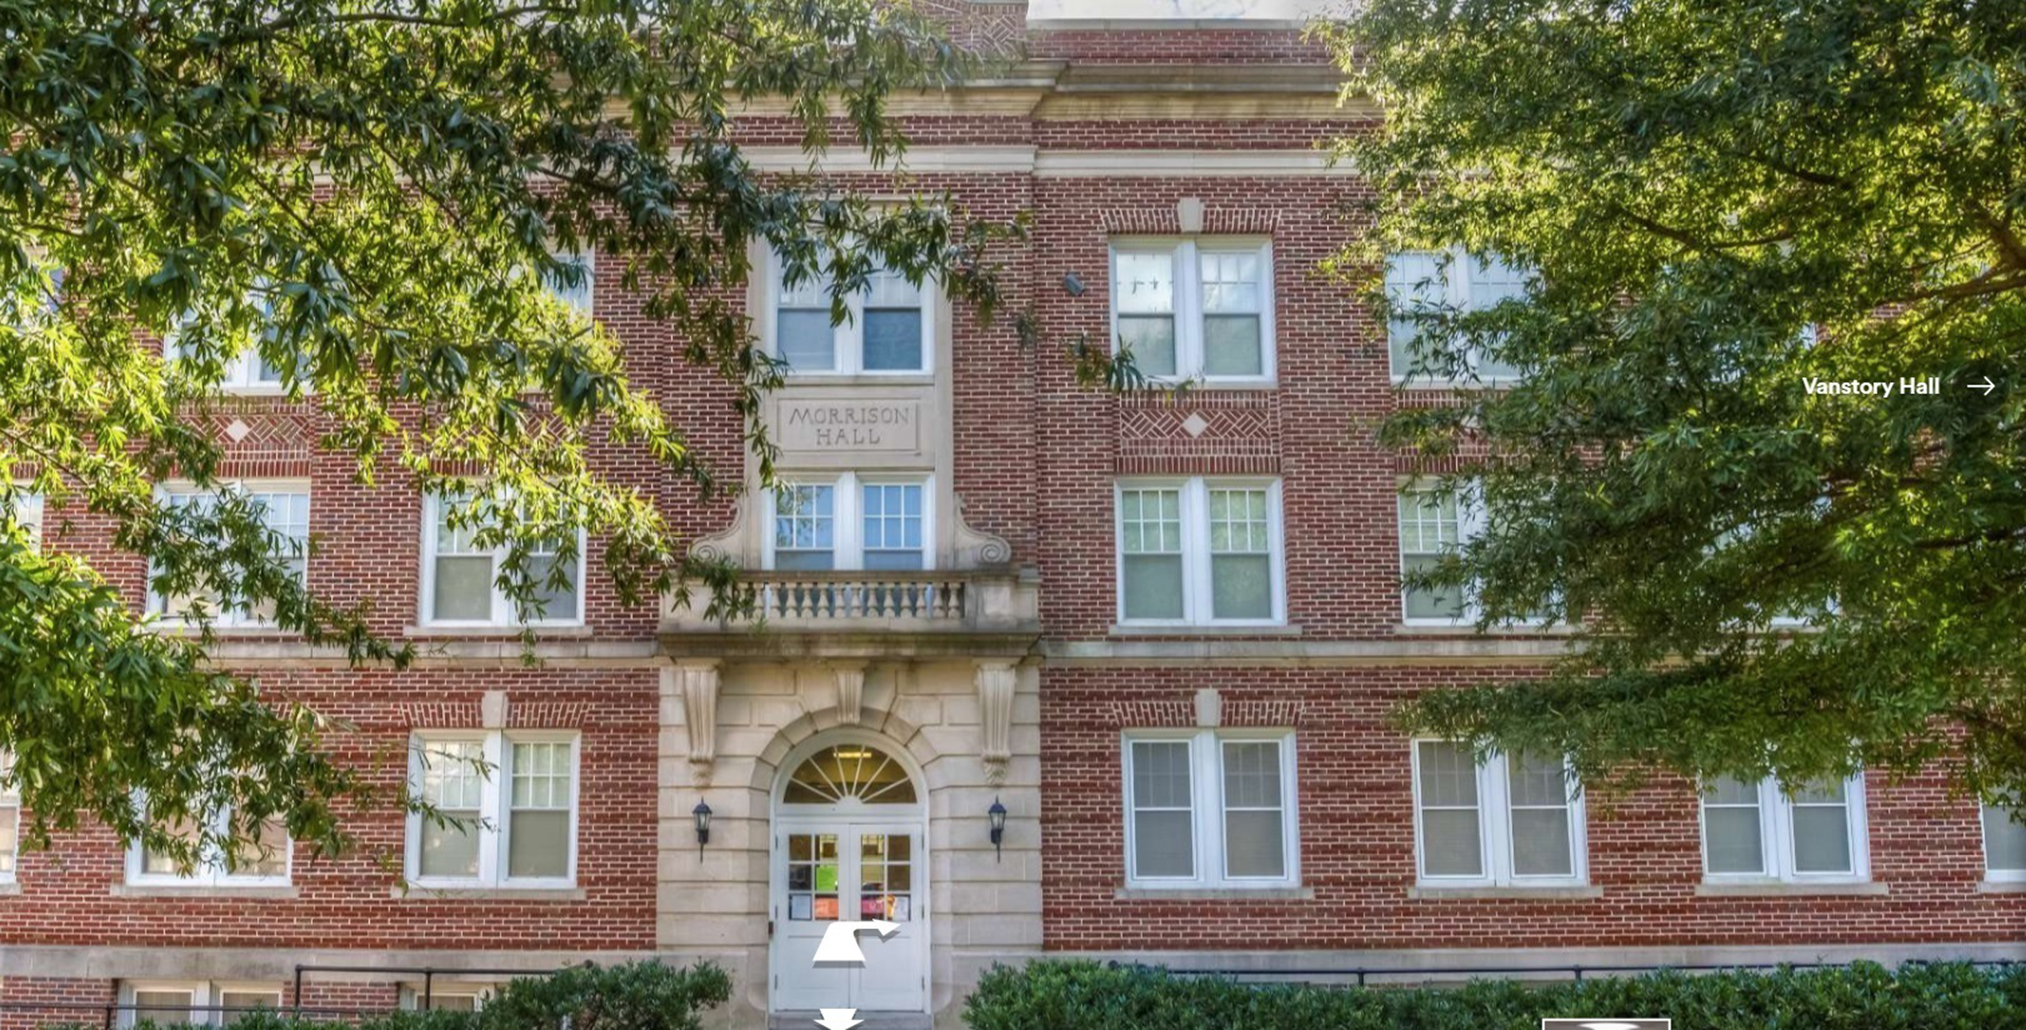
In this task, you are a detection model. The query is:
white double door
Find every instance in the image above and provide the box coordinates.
[771,821,927,1013]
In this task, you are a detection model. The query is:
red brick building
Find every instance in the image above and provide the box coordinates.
[2,2,2022,1028]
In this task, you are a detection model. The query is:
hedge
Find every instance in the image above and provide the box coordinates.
[46,961,730,1030]
[963,959,2026,1030]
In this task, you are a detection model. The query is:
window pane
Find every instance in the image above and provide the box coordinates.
[863,309,923,371]
[1510,808,1572,876]
[426,995,478,1013]
[1210,555,1271,619]
[418,739,484,879]
[1199,251,1261,312]
[543,251,594,314]
[1984,804,2026,873]
[527,552,580,621]
[1466,256,1527,379]
[1703,775,1759,805]
[1791,804,1853,873]
[775,485,835,570]
[1417,742,1483,877]
[1117,315,1176,377]
[227,818,289,878]
[1420,810,1483,877]
[0,808,15,875]
[421,818,481,879]
[132,991,194,1026]
[1130,740,1194,879]
[1402,554,1465,620]
[1223,809,1284,878]
[433,556,494,621]
[778,310,835,372]
[1123,555,1184,619]
[508,809,570,878]
[1385,251,1444,378]
[1203,315,1261,376]
[862,483,924,568]
[1703,806,1765,874]
[141,815,203,877]
[1114,251,1175,314]
[220,993,278,1026]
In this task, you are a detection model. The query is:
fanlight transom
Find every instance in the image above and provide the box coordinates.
[783,744,919,805]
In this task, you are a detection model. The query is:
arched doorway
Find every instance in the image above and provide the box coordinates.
[769,734,930,1015]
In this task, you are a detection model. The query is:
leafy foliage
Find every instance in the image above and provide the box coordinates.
[965,959,2026,1030]
[1322,0,2026,800]
[0,0,1018,868]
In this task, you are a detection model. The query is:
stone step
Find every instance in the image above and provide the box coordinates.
[767,1011,933,1030]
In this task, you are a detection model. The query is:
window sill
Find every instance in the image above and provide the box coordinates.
[779,374,934,387]
[403,624,593,639]
[1695,881,1887,897]
[1114,886,1313,901]
[1978,880,2026,894]
[1394,622,1576,636]
[0,881,20,897]
[1407,884,1601,901]
[1109,623,1302,638]
[110,884,299,899]
[144,623,295,638]
[392,885,585,901]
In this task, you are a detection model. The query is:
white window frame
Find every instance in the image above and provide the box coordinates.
[1115,477,1285,627]
[6,488,40,549]
[1108,237,1276,385]
[419,492,588,628]
[1120,728,1300,890]
[1398,479,1480,627]
[124,801,292,889]
[763,249,936,377]
[1409,740,1589,889]
[119,982,283,1028]
[0,750,18,885]
[163,288,296,395]
[1698,774,1871,885]
[543,249,595,316]
[1386,247,1531,386]
[405,986,489,1012]
[148,481,311,628]
[761,472,935,572]
[1981,802,2026,884]
[404,729,581,890]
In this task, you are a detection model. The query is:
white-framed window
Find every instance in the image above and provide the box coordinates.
[767,251,933,376]
[407,988,487,1013]
[765,473,933,571]
[406,730,579,889]
[1116,478,1283,626]
[1110,238,1274,383]
[1700,774,1870,883]
[163,290,293,393]
[1411,741,1587,888]
[149,482,310,627]
[1385,248,1530,384]
[420,492,585,627]
[1398,480,1477,624]
[1983,803,2026,883]
[0,751,19,885]
[542,249,594,316]
[125,801,291,888]
[5,488,40,548]
[1121,729,1299,889]
[120,983,282,1028]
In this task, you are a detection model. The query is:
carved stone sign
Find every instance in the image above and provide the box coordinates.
[779,400,921,452]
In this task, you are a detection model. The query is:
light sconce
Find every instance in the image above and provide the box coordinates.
[692,800,713,857]
[1062,272,1085,297]
[988,797,1008,861]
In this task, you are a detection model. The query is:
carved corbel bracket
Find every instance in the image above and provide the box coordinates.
[831,661,868,726]
[976,659,1019,784]
[670,660,722,787]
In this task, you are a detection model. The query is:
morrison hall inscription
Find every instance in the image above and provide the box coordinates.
[779,400,922,451]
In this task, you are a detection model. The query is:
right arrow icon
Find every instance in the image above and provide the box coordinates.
[1971,375,1996,394]
[814,1008,863,1030]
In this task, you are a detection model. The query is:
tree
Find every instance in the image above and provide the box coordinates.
[1322,0,2026,801]
[0,0,1017,870]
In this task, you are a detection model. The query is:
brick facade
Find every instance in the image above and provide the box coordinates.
[2,4,2020,1029]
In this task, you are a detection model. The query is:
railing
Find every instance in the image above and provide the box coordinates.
[756,574,966,621]
[1108,956,2024,988]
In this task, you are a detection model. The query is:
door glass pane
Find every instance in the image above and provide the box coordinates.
[1130,740,1194,878]
[859,832,914,921]
[788,833,840,921]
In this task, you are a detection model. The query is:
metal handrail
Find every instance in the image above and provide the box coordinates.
[1109,956,2024,988]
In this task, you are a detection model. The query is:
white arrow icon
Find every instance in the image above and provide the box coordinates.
[1971,375,1996,394]
[812,920,900,965]
[814,1009,863,1030]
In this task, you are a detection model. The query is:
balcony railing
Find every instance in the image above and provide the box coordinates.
[661,569,1039,658]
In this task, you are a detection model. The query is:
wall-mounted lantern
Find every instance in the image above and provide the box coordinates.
[692,800,713,857]
[988,797,1008,861]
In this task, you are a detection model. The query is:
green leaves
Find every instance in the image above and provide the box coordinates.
[0,0,1017,864]
[1327,0,2026,800]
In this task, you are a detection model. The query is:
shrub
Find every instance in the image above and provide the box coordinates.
[962,959,2026,1030]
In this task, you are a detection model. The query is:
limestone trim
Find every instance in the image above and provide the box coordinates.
[669,660,722,787]
[831,661,868,726]
[976,660,1019,781]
